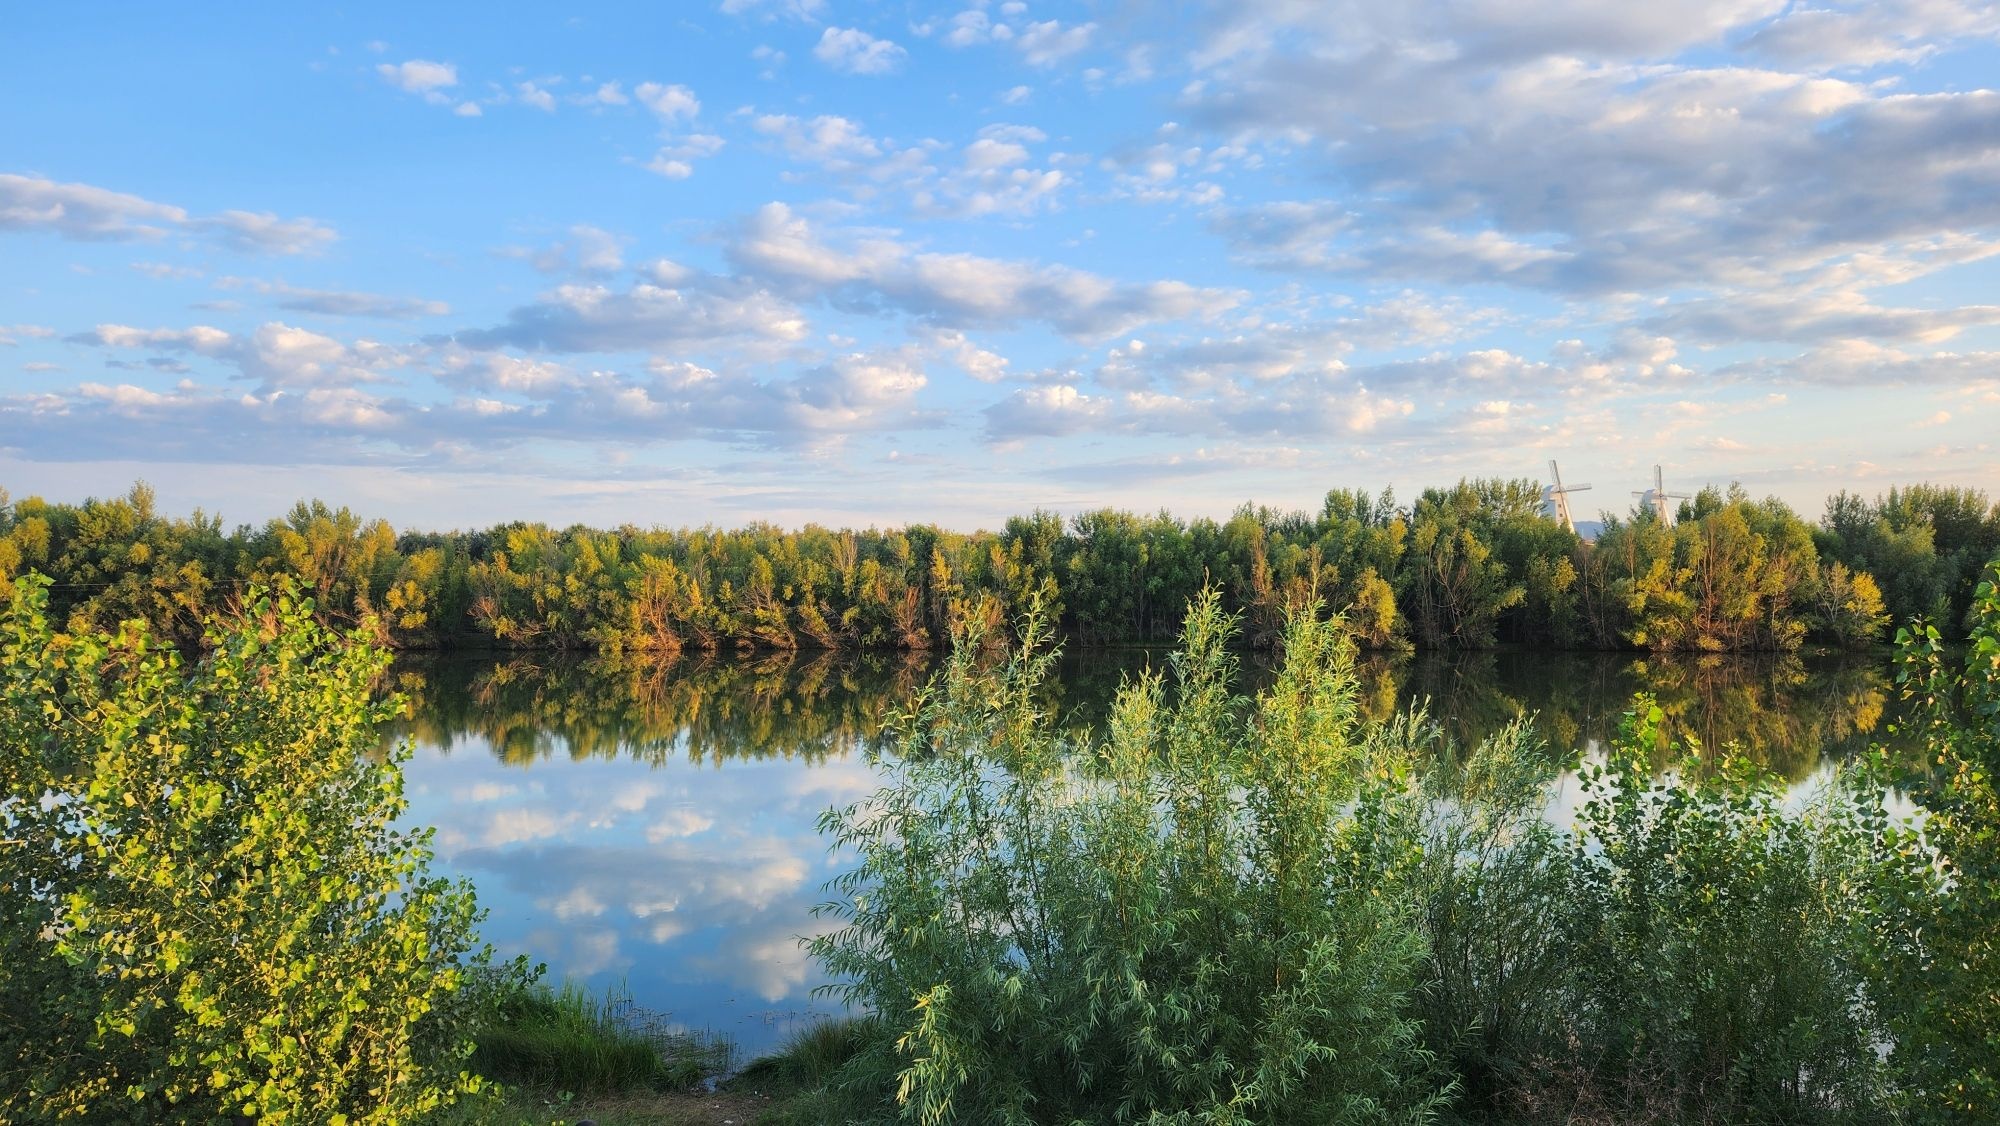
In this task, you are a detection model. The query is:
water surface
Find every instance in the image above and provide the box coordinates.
[387,646,1903,1058]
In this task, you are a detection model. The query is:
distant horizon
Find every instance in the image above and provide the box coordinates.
[5,3,1997,530]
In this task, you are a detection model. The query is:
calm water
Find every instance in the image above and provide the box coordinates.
[385,646,1904,1058]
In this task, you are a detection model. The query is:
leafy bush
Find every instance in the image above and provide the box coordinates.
[0,575,485,1123]
[1543,700,1895,1122]
[1377,713,1573,1111]
[1874,561,2000,1119]
[805,586,1955,1124]
[812,593,1445,1124]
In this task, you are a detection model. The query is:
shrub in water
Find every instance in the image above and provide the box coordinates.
[1874,560,2000,1119]
[812,593,1444,1124]
[1542,698,1896,1122]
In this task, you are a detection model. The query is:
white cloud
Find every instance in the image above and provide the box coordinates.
[919,327,1010,383]
[515,81,557,112]
[749,115,1062,217]
[1183,3,2000,305]
[192,210,338,255]
[0,174,339,255]
[751,113,890,170]
[525,225,627,277]
[375,59,458,93]
[1015,19,1095,65]
[1718,340,2000,388]
[132,261,204,280]
[1741,0,2000,70]
[814,27,908,75]
[963,137,1030,171]
[727,202,1238,339]
[71,321,402,391]
[983,383,1110,440]
[645,134,725,180]
[0,324,55,346]
[635,81,700,122]
[0,173,185,241]
[457,277,809,353]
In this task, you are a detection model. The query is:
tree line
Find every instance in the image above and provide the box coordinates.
[3,478,1994,654]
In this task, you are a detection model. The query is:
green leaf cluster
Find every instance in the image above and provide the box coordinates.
[810,593,1450,1124]
[0,575,487,1123]
[800,563,2000,1123]
[1871,562,2000,1119]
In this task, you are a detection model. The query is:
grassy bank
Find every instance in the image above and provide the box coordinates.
[434,973,891,1125]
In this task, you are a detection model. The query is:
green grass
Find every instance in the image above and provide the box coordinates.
[426,1087,784,1126]
[729,1016,885,1125]
[468,977,734,1096]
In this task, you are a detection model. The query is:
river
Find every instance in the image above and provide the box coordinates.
[384,645,1905,1059]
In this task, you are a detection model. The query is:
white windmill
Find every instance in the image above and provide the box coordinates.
[1540,459,1592,535]
[1633,464,1692,526]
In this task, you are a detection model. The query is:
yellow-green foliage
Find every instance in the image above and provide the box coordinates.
[11,476,1981,657]
[0,575,486,1123]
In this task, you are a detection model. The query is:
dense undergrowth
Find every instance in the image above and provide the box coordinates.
[4,554,1995,1123]
[798,565,2000,1124]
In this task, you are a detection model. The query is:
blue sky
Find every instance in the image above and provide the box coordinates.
[4,1,1998,530]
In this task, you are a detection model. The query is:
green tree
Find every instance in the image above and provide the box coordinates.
[0,576,486,1123]
[1402,483,1526,648]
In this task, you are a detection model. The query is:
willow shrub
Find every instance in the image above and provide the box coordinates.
[1539,700,1899,1123]
[812,592,1445,1125]
[1875,561,2000,1119]
[0,575,486,1123]
[1376,712,1572,1112]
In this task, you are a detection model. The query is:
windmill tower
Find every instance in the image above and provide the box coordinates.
[1540,459,1591,535]
[1633,465,1692,527]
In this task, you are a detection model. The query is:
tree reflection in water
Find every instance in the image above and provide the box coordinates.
[387,647,1903,780]
[381,645,1901,1058]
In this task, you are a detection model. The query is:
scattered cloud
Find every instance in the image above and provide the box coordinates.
[375,58,458,94]
[216,277,450,319]
[0,173,334,254]
[1015,19,1096,66]
[635,81,700,122]
[813,27,908,75]
[68,321,404,391]
[726,202,1239,339]
[456,276,808,353]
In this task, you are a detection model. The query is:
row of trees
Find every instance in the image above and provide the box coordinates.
[3,478,1994,653]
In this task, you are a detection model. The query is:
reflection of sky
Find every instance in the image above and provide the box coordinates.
[393,646,1898,1060]
[399,731,880,1058]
